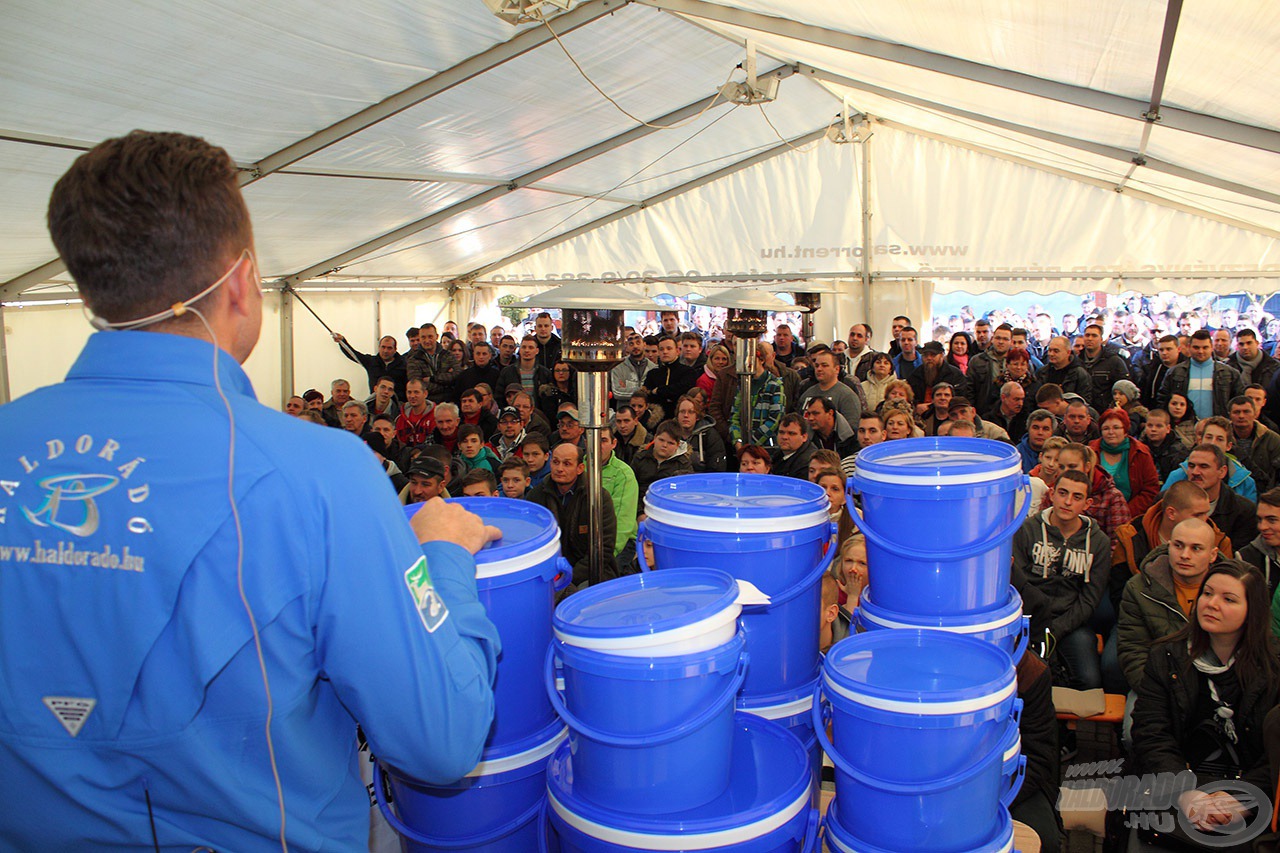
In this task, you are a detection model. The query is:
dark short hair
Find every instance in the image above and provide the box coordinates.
[654,419,682,441]
[406,326,420,338]
[1191,329,1212,343]
[1035,384,1064,404]
[805,396,836,414]
[779,412,808,434]
[460,388,482,404]
[1189,443,1228,469]
[1158,334,1178,345]
[1237,328,1259,342]
[521,433,550,453]
[458,468,496,493]
[1058,468,1092,496]
[456,423,484,442]
[499,456,531,476]
[48,131,252,324]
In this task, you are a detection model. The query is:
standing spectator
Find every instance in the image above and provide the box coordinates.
[846,323,879,380]
[1227,394,1280,492]
[406,322,462,404]
[498,336,553,409]
[659,311,682,337]
[906,341,966,415]
[1143,409,1190,483]
[1017,410,1056,473]
[1211,328,1234,361]
[612,405,648,466]
[1238,487,1280,597]
[1077,324,1131,414]
[1089,408,1160,518]
[799,349,862,428]
[1158,329,1244,417]
[611,330,655,403]
[405,325,420,352]
[1140,334,1183,408]
[489,325,505,350]
[1244,384,1279,432]
[532,311,562,370]
[860,353,895,412]
[333,333,409,400]
[1012,469,1112,690]
[891,326,921,381]
[770,414,817,479]
[1037,336,1094,400]
[456,342,501,405]
[395,379,436,447]
[967,323,1013,410]
[1010,327,1046,370]
[644,336,699,416]
[729,345,784,450]
[526,443,618,587]
[1228,328,1278,391]
[887,315,910,357]
[631,420,695,506]
[773,324,805,367]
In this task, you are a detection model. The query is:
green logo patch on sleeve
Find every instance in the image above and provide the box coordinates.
[404,556,449,633]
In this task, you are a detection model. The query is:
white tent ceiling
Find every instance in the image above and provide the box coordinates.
[2,0,1280,405]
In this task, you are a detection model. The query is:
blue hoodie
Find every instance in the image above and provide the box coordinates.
[1162,455,1258,503]
[1016,434,1041,473]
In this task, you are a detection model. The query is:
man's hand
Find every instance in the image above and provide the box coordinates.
[410,498,502,555]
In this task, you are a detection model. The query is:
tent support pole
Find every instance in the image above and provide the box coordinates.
[280,289,295,403]
[0,305,10,404]
[860,135,872,323]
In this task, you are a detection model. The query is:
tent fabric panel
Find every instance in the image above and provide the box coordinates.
[1142,125,1280,205]
[0,143,81,280]
[1161,0,1280,131]
[294,5,747,183]
[0,1,513,162]
[703,0,1166,99]
[3,303,94,401]
[542,76,839,201]
[242,173,482,278]
[335,188,630,277]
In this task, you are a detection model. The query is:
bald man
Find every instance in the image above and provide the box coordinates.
[1118,518,1222,691]
[1036,336,1094,400]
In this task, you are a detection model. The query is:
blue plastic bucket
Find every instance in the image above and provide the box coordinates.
[404,498,569,750]
[815,631,1019,785]
[374,717,564,853]
[548,569,748,813]
[737,680,822,803]
[848,438,1030,616]
[547,713,819,852]
[638,474,834,700]
[823,796,1015,853]
[856,586,1031,661]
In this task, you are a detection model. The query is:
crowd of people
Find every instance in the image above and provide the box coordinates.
[297,303,1280,851]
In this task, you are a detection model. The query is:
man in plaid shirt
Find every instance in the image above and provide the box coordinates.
[729,342,784,451]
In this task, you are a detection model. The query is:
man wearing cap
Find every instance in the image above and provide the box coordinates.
[947,397,1011,443]
[492,407,527,462]
[1037,336,1094,401]
[907,341,967,415]
[401,455,449,505]
[554,404,587,450]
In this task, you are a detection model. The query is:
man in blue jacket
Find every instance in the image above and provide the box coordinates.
[0,131,502,851]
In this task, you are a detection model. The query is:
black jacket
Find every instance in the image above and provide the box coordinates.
[534,334,563,371]
[687,418,728,473]
[338,341,410,400]
[1078,347,1131,413]
[455,363,502,404]
[630,444,695,506]
[1228,350,1280,392]
[1210,486,1258,559]
[1132,640,1279,793]
[1139,356,1182,409]
[907,363,969,408]
[1157,358,1244,417]
[1146,436,1190,484]
[496,364,553,404]
[1014,653,1060,812]
[771,439,818,480]
[525,475,618,587]
[1036,358,1094,400]
[643,360,700,416]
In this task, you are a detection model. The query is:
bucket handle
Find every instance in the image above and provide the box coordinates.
[370,756,543,849]
[742,541,835,611]
[544,644,748,748]
[545,556,573,591]
[811,680,1024,793]
[537,797,550,853]
[1012,615,1030,662]
[848,475,1031,563]
[1002,755,1027,809]
[801,806,820,853]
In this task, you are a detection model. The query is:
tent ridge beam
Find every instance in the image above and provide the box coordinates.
[639,0,1280,155]
[244,0,629,184]
[278,65,797,286]
[462,124,828,282]
[803,66,1280,210]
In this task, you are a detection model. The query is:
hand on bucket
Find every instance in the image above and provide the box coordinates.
[410,497,503,554]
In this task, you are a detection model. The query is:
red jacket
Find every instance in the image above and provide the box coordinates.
[1089,437,1160,518]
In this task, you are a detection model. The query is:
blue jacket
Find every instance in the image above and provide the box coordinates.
[1016,434,1041,473]
[0,332,500,851]
[1162,455,1258,503]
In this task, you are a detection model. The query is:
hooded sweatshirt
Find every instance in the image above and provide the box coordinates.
[1012,509,1112,639]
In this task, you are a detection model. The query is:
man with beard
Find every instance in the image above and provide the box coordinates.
[907,341,966,415]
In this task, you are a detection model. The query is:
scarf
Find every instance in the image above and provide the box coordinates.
[1237,350,1264,384]
[952,353,969,373]
[1192,646,1238,743]
[1099,436,1131,499]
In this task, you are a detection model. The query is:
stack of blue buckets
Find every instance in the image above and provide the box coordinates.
[545,567,821,851]
[819,437,1033,852]
[374,498,571,852]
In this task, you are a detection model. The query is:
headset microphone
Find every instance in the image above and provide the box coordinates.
[86,249,252,332]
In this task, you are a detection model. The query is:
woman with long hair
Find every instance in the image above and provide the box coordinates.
[1168,393,1198,448]
[698,344,732,395]
[1131,562,1280,849]
[538,360,578,423]
[947,331,974,375]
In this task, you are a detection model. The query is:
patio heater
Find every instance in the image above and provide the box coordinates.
[521,283,659,587]
[691,288,808,446]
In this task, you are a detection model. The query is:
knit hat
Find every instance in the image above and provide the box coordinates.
[1112,379,1140,403]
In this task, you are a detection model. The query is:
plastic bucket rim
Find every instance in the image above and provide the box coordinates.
[824,798,1014,853]
[552,629,746,679]
[823,669,1016,716]
[852,437,1023,480]
[643,502,832,534]
[1004,732,1022,764]
[553,601,742,654]
[474,535,561,579]
[852,456,1023,486]
[548,782,811,850]
[552,567,740,641]
[737,689,815,720]
[858,589,1023,633]
[465,725,566,778]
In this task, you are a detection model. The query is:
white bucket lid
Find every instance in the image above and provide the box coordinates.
[738,691,814,721]
[476,536,560,579]
[854,448,1022,486]
[823,671,1017,716]
[465,726,567,777]
[859,599,1023,634]
[554,601,741,656]
[549,784,811,850]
